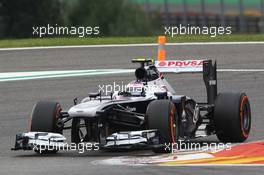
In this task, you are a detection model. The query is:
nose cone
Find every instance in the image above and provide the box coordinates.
[68,100,107,117]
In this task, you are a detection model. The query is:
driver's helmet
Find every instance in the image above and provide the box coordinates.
[146,65,159,81]
[135,65,159,81]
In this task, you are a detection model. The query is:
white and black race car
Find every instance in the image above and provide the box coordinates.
[12,59,251,153]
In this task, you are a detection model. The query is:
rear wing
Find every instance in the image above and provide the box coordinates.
[131,58,217,104]
[155,59,217,105]
[155,60,203,73]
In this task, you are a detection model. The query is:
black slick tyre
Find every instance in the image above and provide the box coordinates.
[214,93,251,142]
[146,100,178,153]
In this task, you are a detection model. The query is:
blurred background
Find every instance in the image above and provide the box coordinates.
[0,0,263,38]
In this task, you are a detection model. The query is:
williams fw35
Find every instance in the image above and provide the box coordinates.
[12,59,251,153]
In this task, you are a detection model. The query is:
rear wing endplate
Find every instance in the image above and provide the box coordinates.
[155,59,217,105]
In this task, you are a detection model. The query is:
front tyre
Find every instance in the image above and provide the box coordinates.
[30,101,63,154]
[146,100,178,153]
[214,93,251,142]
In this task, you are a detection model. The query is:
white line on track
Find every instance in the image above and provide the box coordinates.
[0,41,264,51]
[0,69,134,82]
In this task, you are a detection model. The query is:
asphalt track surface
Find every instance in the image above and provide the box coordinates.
[0,44,264,174]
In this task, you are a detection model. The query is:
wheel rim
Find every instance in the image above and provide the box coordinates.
[240,96,250,137]
[169,105,176,143]
[243,105,250,130]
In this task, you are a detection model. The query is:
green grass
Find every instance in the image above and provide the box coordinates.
[0,34,264,48]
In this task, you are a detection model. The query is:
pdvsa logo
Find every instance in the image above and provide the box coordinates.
[156,60,204,67]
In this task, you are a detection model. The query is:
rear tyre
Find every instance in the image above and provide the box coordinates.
[146,100,178,153]
[30,101,62,154]
[214,93,251,143]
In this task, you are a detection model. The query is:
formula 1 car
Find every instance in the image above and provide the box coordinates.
[12,59,251,153]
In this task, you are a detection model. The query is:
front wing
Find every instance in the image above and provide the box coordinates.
[12,130,161,152]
